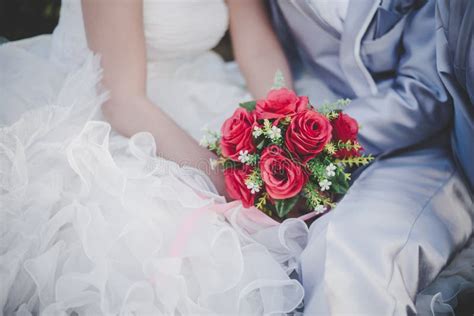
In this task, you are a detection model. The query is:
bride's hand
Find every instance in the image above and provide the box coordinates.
[101,95,154,137]
[102,94,229,197]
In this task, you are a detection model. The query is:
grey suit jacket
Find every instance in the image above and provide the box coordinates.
[436,0,474,191]
[270,0,451,156]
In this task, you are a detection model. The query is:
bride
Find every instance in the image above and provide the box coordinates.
[0,0,307,314]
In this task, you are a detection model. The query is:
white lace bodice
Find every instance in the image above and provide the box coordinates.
[47,0,240,141]
[50,0,229,69]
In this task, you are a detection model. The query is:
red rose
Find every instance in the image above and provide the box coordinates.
[285,110,333,162]
[259,145,306,200]
[332,113,359,141]
[221,108,256,161]
[224,166,255,208]
[255,88,308,120]
[332,113,362,158]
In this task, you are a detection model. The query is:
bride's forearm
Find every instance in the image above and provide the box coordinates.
[103,96,227,196]
[103,97,212,167]
[228,0,293,99]
[82,0,227,196]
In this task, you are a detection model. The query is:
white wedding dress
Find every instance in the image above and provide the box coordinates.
[0,0,308,315]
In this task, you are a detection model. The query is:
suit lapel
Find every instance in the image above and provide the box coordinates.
[340,0,380,96]
[291,0,342,39]
[284,0,380,97]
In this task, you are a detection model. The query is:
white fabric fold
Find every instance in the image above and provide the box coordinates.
[0,49,305,315]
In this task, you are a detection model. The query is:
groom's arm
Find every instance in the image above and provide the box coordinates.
[228,0,293,98]
[345,1,452,156]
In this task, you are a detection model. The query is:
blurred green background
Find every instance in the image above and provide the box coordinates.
[0,0,233,60]
[0,0,61,41]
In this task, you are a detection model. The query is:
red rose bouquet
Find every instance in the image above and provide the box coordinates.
[202,75,373,220]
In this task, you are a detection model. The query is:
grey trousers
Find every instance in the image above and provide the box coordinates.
[300,140,474,315]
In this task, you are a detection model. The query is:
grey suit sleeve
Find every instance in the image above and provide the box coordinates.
[436,0,474,190]
[346,1,452,156]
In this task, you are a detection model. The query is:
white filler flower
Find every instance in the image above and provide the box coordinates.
[314,205,327,214]
[319,179,332,191]
[199,136,209,147]
[267,126,282,140]
[245,181,261,194]
[253,126,263,138]
[238,150,251,164]
[209,158,219,170]
[326,164,337,178]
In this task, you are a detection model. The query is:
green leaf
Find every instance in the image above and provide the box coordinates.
[331,182,348,195]
[274,196,300,218]
[222,160,239,170]
[272,70,286,89]
[318,98,351,115]
[331,170,349,194]
[256,139,266,150]
[239,101,257,111]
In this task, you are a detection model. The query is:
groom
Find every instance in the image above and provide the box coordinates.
[269,0,474,314]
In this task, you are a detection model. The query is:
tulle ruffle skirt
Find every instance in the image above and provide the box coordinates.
[0,38,306,315]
